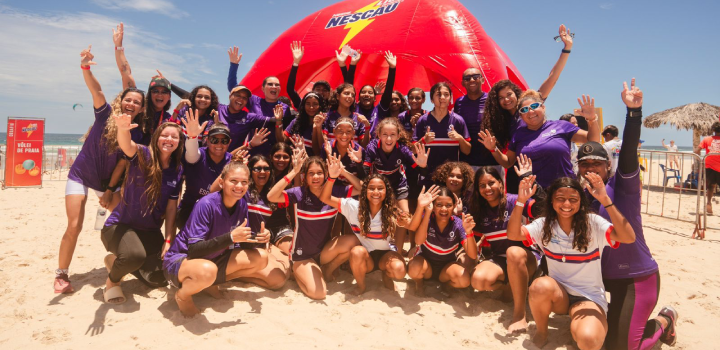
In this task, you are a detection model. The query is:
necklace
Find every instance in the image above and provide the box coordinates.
[555,226,572,263]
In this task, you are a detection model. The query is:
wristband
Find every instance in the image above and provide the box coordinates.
[107,184,119,192]
[115,46,124,51]
[80,65,91,70]
[489,147,496,153]
[515,202,525,208]
[165,239,171,243]
[275,124,282,128]
[327,177,337,183]
[284,176,291,184]
[603,203,614,209]
[173,109,180,115]
[561,49,571,54]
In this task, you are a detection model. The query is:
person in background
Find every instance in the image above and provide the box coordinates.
[602,125,622,176]
[695,121,720,216]
[560,113,581,174]
[454,68,493,171]
[661,139,680,169]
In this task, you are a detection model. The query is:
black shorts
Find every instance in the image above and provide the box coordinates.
[269,225,293,244]
[369,249,391,272]
[163,249,232,289]
[707,168,720,187]
[427,258,452,281]
[568,294,592,308]
[395,186,409,200]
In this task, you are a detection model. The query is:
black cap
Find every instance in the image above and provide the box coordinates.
[312,80,331,91]
[207,127,231,139]
[577,141,609,162]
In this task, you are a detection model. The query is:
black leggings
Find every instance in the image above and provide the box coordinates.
[101,224,165,287]
[604,271,663,350]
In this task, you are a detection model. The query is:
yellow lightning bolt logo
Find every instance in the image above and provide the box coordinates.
[24,124,37,137]
[338,2,382,49]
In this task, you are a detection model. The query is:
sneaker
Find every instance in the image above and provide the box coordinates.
[658,306,678,346]
[54,273,75,294]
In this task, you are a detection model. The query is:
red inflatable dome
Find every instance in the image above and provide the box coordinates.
[240,0,528,98]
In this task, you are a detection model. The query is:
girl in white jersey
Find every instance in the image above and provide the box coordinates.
[508,175,636,349]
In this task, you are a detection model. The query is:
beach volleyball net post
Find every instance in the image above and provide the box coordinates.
[2,117,45,189]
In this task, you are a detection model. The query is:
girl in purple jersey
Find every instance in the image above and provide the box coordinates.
[408,186,477,297]
[163,161,270,317]
[269,142,301,189]
[432,161,474,216]
[469,164,545,334]
[319,116,366,190]
[576,80,677,349]
[479,90,600,188]
[363,117,430,256]
[508,176,636,349]
[276,92,325,156]
[101,114,185,304]
[319,83,369,147]
[54,46,146,294]
[171,85,220,134]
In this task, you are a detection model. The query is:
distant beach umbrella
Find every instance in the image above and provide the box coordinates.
[643,102,720,148]
[72,103,83,111]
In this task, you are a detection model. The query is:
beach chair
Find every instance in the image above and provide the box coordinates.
[660,164,681,186]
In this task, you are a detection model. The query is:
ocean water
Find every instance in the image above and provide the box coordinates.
[0,133,85,146]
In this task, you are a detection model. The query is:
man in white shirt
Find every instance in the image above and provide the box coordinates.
[602,125,622,176]
[662,139,680,169]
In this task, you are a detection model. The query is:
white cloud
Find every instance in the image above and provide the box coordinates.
[600,3,614,10]
[90,0,188,19]
[0,7,213,132]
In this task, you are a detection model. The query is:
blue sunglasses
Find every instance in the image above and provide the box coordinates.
[519,102,543,114]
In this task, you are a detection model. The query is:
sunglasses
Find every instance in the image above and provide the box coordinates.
[208,137,230,145]
[554,32,575,42]
[462,74,483,82]
[519,102,544,114]
[252,166,271,173]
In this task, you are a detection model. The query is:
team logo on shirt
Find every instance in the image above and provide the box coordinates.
[396,159,402,165]
[448,230,455,240]
[166,180,177,187]
[305,197,314,205]
[234,117,246,124]
[297,248,303,256]
[325,0,402,49]
[428,227,436,237]
[374,159,383,166]
[541,129,557,138]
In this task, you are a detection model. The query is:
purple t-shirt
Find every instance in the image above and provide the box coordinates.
[163,192,248,276]
[322,110,366,143]
[247,95,290,155]
[283,185,351,261]
[284,117,314,155]
[218,104,274,152]
[367,104,392,138]
[413,111,470,183]
[237,191,274,249]
[179,147,232,211]
[67,103,119,192]
[397,110,423,135]
[593,168,658,279]
[509,120,579,188]
[136,111,174,146]
[320,140,364,188]
[363,140,417,190]
[177,105,225,144]
[473,194,535,257]
[419,214,468,263]
[454,94,497,166]
[105,146,183,231]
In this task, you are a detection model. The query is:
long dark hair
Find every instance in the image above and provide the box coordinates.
[481,79,523,149]
[470,166,507,223]
[391,90,409,114]
[270,142,293,180]
[189,85,219,114]
[300,156,327,188]
[290,92,325,136]
[247,155,277,211]
[143,84,171,136]
[328,83,357,112]
[542,177,591,252]
[358,174,397,239]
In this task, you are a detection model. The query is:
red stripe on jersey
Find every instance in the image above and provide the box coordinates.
[605,225,619,248]
[422,241,458,255]
[248,204,272,216]
[522,227,534,247]
[543,248,600,262]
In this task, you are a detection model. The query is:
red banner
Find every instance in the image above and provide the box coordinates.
[4,118,45,188]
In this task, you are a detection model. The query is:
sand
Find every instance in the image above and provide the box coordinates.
[0,181,718,349]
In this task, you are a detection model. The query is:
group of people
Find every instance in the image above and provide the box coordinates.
[52,22,679,350]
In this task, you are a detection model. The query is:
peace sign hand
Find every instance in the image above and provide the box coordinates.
[478,129,497,151]
[412,142,430,168]
[621,78,643,108]
[182,109,208,139]
[514,153,532,176]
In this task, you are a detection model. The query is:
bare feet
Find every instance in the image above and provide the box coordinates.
[382,272,396,291]
[321,264,339,282]
[351,283,366,296]
[507,317,528,334]
[707,204,714,215]
[175,292,200,318]
[533,331,548,348]
[203,285,224,299]
[414,280,425,297]
[440,282,455,298]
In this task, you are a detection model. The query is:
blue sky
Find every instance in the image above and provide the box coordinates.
[0,0,717,146]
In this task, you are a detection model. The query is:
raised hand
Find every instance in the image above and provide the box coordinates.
[210,109,219,125]
[583,172,610,203]
[412,142,430,168]
[250,128,270,147]
[374,80,386,95]
[324,139,333,158]
[478,129,497,151]
[410,112,422,127]
[517,175,538,203]
[454,193,463,216]
[350,48,362,65]
[289,134,305,150]
[228,46,242,64]
[80,45,97,67]
[447,124,462,141]
[461,213,476,235]
[424,126,435,144]
[273,104,284,123]
[558,24,573,50]
[231,147,249,163]
[292,147,307,170]
[418,185,441,209]
[112,113,138,131]
[357,114,370,128]
[621,78,643,108]
[313,112,326,129]
[291,41,304,65]
[384,50,397,68]
[335,45,349,65]
[176,99,191,111]
[231,219,253,243]
[513,153,533,176]
[348,145,363,163]
[182,109,208,139]
[327,153,344,178]
[576,95,598,123]
[112,22,124,48]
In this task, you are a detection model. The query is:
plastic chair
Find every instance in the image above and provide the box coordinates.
[659,164,681,186]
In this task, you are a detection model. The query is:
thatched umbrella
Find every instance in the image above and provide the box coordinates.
[643,102,720,148]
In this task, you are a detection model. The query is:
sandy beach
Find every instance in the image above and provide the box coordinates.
[0,181,718,349]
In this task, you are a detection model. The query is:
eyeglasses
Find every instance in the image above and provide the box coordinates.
[518,102,544,114]
[150,89,170,95]
[463,74,483,82]
[208,137,230,145]
[252,166,271,173]
[554,32,575,42]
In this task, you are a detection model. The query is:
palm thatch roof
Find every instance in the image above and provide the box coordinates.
[643,102,719,134]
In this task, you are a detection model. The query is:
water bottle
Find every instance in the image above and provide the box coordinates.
[94,207,107,230]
